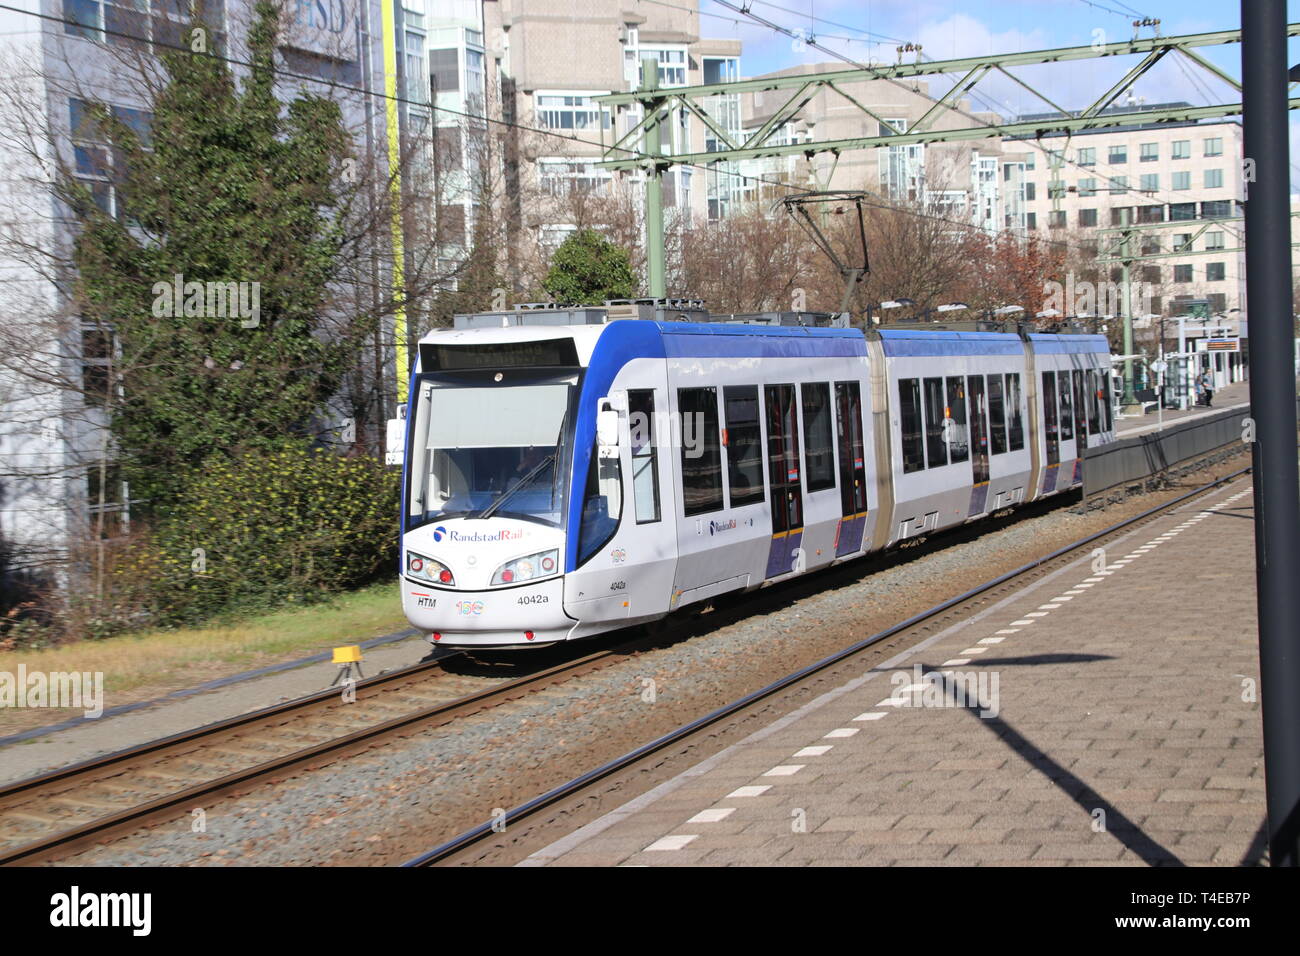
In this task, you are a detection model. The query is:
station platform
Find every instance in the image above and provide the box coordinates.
[525,476,1264,866]
[1115,379,1249,437]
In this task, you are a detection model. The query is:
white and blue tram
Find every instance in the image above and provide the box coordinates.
[398,307,1114,647]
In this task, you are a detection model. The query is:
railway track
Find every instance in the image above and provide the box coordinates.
[403,465,1254,867]
[0,639,647,865]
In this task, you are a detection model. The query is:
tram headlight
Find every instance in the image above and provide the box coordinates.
[407,551,453,586]
[491,549,560,586]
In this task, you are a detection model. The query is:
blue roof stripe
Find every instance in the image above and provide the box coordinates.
[879,330,1025,357]
[1027,333,1111,354]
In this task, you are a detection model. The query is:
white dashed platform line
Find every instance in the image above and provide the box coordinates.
[645,834,697,851]
[996,628,1020,634]
[728,785,772,797]
[978,637,1004,645]
[960,647,988,655]
[793,745,832,758]
[763,765,805,777]
[852,712,887,722]
[687,808,735,824]
[941,659,971,666]
[824,728,859,738]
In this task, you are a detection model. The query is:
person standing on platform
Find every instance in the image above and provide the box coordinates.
[1199,369,1214,407]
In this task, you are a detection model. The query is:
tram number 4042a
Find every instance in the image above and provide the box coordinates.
[517,594,550,605]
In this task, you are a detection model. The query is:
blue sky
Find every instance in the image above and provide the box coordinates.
[698,0,1298,168]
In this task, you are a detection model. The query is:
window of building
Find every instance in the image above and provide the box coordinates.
[627,390,661,523]
[679,387,722,515]
[1049,210,1066,229]
[1108,144,1127,164]
[1110,175,1128,194]
[64,0,226,52]
[1137,205,1165,223]
[1026,212,1037,230]
[1202,200,1233,218]
[1141,265,1161,284]
[1139,173,1159,192]
[1172,140,1191,159]
[1140,142,1158,162]
[1077,147,1096,166]
[1205,169,1224,188]
[1206,262,1226,281]
[899,378,924,473]
[1048,180,1065,199]
[1174,264,1193,283]
[1172,171,1191,190]
[86,465,127,539]
[536,93,610,131]
[1206,231,1225,250]
[69,98,153,221]
[1204,137,1223,157]
[639,47,687,86]
[1024,153,1035,170]
[723,386,764,507]
[537,158,612,196]
[800,383,835,492]
[1170,201,1196,221]
[1078,178,1097,197]
[1208,293,1227,312]
[429,48,460,92]
[81,323,114,407]
[1173,233,1193,252]
[1079,208,1098,228]
[1024,182,1036,201]
[1110,206,1133,226]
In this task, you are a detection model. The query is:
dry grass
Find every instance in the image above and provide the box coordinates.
[0,579,408,734]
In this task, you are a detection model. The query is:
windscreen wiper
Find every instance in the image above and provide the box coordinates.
[474,453,556,520]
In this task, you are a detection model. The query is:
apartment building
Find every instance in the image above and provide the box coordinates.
[1009,103,1245,319]
[481,0,741,244]
[738,64,1011,233]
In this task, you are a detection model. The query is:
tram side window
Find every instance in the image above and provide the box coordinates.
[899,378,925,473]
[801,382,836,491]
[1072,370,1089,444]
[923,377,947,467]
[987,374,1008,454]
[945,377,970,463]
[1101,373,1114,432]
[628,389,661,523]
[679,387,723,515]
[1087,370,1103,435]
[1005,373,1025,451]
[724,385,765,506]
[1057,370,1074,441]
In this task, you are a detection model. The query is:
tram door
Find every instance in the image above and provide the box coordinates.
[834,381,868,557]
[966,375,991,516]
[764,384,804,578]
[1041,370,1061,493]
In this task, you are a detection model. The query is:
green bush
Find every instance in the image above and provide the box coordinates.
[126,442,399,624]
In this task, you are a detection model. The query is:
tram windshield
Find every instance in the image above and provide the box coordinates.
[411,378,575,528]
